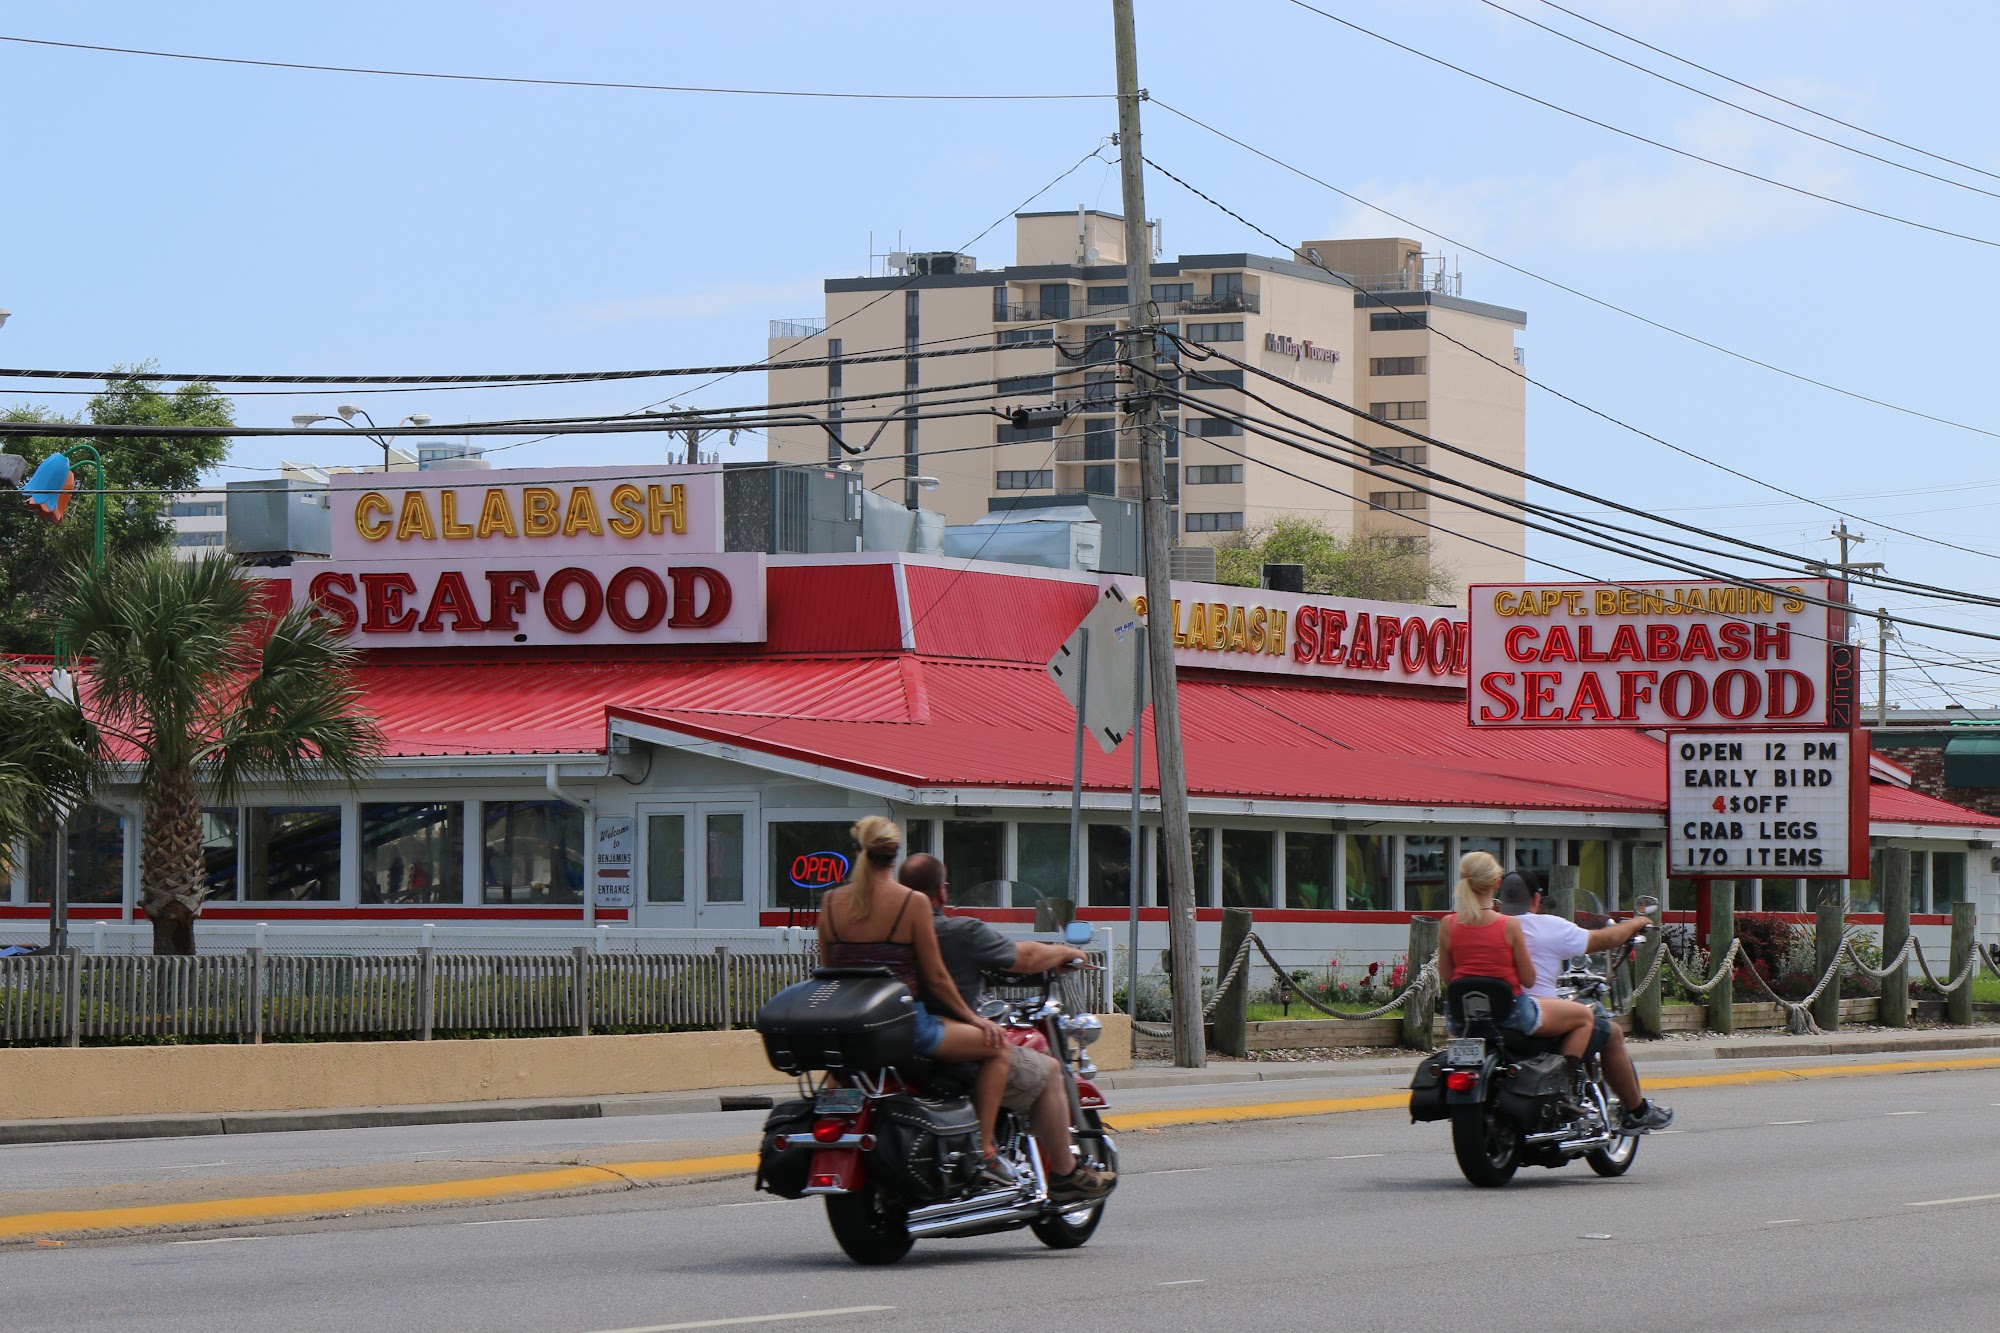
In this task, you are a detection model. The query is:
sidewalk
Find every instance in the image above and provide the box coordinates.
[5,1025,1998,1147]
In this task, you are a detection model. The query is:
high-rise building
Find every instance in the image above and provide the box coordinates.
[764,211,1527,599]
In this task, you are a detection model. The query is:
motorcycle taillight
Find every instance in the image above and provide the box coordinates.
[811,1119,846,1143]
[1445,1070,1478,1092]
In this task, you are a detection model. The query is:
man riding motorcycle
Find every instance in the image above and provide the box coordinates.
[900,853,1115,1200]
[1497,871,1673,1134]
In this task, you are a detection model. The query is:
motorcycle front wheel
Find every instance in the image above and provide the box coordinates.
[1031,1109,1115,1250]
[1587,1133,1640,1177]
[1450,1103,1521,1187]
[824,1189,914,1266]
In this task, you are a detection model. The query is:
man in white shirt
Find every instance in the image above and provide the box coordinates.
[1497,872,1674,1133]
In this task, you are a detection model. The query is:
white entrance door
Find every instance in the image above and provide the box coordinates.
[636,803,758,930]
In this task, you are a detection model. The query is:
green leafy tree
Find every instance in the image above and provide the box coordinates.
[1214,516,1458,603]
[0,673,95,886]
[0,552,384,954]
[1,369,233,653]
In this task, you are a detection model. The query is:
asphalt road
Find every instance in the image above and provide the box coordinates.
[6,1063,2000,1332]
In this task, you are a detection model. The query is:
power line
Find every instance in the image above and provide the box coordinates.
[0,33,1113,101]
[1530,0,2000,186]
[1474,0,2000,201]
[1137,141,2000,568]
[1279,0,2000,251]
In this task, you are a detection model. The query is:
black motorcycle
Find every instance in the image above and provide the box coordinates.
[1410,915,1650,1188]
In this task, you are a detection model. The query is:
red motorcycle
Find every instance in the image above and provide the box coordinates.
[754,935,1117,1266]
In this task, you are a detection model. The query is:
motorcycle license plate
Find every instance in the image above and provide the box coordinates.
[814,1088,865,1114]
[1445,1038,1486,1065]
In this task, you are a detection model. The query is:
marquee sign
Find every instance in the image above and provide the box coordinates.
[1667,731,1869,878]
[1108,576,1467,688]
[288,464,765,648]
[1467,579,1837,728]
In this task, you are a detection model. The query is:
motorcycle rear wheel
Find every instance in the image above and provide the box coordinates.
[1450,1104,1521,1187]
[1031,1110,1114,1250]
[824,1190,914,1266]
[1587,1133,1639,1177]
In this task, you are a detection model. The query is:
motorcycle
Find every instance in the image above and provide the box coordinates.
[1411,900,1657,1188]
[753,920,1118,1265]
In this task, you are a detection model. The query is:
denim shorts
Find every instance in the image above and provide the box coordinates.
[1447,992,1541,1037]
[910,1000,945,1056]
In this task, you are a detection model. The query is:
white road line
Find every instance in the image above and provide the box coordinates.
[1908,1193,2000,1208]
[1766,1219,1801,1225]
[461,1219,547,1227]
[1768,1120,1814,1126]
[161,1162,230,1170]
[169,1237,270,1246]
[587,1309,895,1333]
[1327,1153,1385,1160]
[1886,1111,1926,1117]
[717,1200,787,1208]
[1157,1280,1206,1286]
[1581,1234,1613,1241]
[1143,1167,1211,1175]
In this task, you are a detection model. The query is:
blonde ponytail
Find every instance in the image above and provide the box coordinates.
[1453,850,1503,925]
[844,816,902,919]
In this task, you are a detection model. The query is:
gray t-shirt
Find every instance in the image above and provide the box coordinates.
[930,911,1020,1009]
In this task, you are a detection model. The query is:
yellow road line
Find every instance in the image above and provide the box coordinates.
[9,1053,2000,1242]
[0,1152,757,1243]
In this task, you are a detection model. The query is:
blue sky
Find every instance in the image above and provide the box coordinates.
[6,1,2000,705]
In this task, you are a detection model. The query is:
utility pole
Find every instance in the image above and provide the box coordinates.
[1877,608,1889,726]
[1818,521,1886,720]
[1113,0,1203,1069]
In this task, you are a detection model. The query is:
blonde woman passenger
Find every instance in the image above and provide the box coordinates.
[816,817,1017,1185]
[1434,850,1595,1058]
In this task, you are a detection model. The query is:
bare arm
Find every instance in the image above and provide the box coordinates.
[1506,918,1537,990]
[1012,941,1087,974]
[1585,915,1649,954]
[907,896,984,1026]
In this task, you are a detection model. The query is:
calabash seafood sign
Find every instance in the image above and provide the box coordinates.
[289,465,766,646]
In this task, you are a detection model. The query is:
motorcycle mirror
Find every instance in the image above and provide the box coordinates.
[1634,894,1661,918]
[1062,920,1094,946]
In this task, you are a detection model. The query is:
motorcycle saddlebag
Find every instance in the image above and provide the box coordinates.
[755,1098,817,1199]
[1408,1050,1451,1123]
[755,968,919,1075]
[1493,1051,1569,1130]
[868,1093,983,1202]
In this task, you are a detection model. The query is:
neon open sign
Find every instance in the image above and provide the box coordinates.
[789,851,850,891]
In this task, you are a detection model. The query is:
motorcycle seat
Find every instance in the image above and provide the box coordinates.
[1445,977,1561,1057]
[903,1058,979,1099]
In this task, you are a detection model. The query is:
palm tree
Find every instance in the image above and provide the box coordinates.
[0,663,95,894]
[4,551,383,954]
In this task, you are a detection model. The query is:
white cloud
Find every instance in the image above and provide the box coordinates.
[561,279,822,329]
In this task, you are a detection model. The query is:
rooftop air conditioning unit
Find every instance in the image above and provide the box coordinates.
[1169,545,1218,582]
[910,251,974,277]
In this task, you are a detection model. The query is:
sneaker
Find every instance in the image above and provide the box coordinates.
[1048,1163,1116,1201]
[1620,1101,1675,1133]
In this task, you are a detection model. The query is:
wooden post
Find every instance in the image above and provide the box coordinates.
[1705,880,1735,1034]
[1402,915,1439,1052]
[1034,896,1076,932]
[1630,844,1665,1037]
[1879,848,1910,1028]
[1546,864,1578,922]
[1211,907,1252,1058]
[1947,901,1976,1027]
[1812,890,1843,1032]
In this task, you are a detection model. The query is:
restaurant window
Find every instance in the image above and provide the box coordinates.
[1154,828,1212,907]
[905,820,935,856]
[1221,829,1273,909]
[1754,878,1799,913]
[1344,833,1391,910]
[1403,835,1448,912]
[360,802,464,904]
[1286,832,1337,909]
[482,800,583,905]
[1805,878,1847,912]
[1850,848,1883,913]
[1090,825,1136,908]
[1933,851,1966,909]
[705,812,746,905]
[1015,823,1071,908]
[1668,877,1697,912]
[769,820,853,910]
[1514,838,1558,879]
[651,813,688,905]
[27,805,125,905]
[1459,835,1504,866]
[245,805,341,902]
[943,820,1006,907]
[201,807,239,901]
[1911,853,1930,914]
[1569,839,1609,910]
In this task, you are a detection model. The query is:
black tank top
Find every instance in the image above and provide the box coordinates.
[820,890,920,989]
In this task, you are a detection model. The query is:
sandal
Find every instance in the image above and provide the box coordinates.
[1048,1163,1116,1200]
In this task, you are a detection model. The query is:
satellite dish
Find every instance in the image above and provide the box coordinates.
[1084,246,1102,264]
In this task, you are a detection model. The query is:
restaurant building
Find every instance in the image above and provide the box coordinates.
[8,464,1994,962]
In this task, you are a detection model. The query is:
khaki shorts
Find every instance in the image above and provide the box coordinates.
[1002,1044,1053,1115]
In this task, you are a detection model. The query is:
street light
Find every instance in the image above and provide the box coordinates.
[869,474,939,494]
[293,408,432,471]
[0,309,11,329]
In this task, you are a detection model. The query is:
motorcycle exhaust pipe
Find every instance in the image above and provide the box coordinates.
[906,1185,1027,1226]
[907,1202,1040,1238]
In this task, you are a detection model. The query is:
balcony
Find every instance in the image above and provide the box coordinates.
[994,302,1077,323]
[769,318,825,339]
[1173,291,1260,315]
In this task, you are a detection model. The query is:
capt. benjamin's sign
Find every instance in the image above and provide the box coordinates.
[1466,579,1837,728]
[287,464,765,647]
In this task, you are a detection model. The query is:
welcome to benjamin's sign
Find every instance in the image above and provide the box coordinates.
[286,464,766,647]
